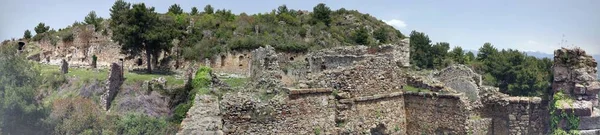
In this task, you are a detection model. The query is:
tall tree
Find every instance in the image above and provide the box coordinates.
[190,7,198,15]
[111,3,174,73]
[312,3,331,26]
[34,23,50,34]
[465,51,475,64]
[477,42,497,62]
[204,4,214,14]
[84,11,104,31]
[277,5,289,15]
[168,4,183,15]
[450,46,466,64]
[409,30,432,69]
[23,30,32,39]
[109,0,131,29]
[431,42,450,69]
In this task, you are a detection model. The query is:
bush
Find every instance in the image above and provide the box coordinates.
[61,32,75,43]
[274,42,309,53]
[115,113,176,135]
[229,36,263,51]
[352,27,369,45]
[192,66,212,89]
[172,102,192,123]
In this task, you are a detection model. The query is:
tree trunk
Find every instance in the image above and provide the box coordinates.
[146,49,152,74]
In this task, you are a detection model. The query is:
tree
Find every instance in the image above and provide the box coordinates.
[84,11,104,31]
[312,3,331,26]
[34,23,50,34]
[111,3,174,73]
[277,5,289,15]
[0,43,49,134]
[409,31,432,69]
[168,4,183,15]
[373,27,389,44]
[204,4,214,14]
[450,46,466,64]
[353,27,369,45]
[191,7,198,15]
[465,51,475,64]
[477,42,497,62]
[109,0,131,29]
[431,42,450,69]
[23,30,32,39]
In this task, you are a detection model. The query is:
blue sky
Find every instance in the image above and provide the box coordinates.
[1,0,598,54]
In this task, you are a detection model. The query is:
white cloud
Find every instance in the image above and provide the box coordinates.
[383,19,407,29]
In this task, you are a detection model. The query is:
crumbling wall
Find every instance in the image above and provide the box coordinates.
[221,89,336,134]
[306,43,409,74]
[338,92,406,134]
[404,92,471,135]
[100,63,123,110]
[309,57,406,98]
[201,51,252,76]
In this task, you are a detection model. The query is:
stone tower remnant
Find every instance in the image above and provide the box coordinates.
[100,63,124,110]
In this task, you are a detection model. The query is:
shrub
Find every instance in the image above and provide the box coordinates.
[61,32,75,43]
[115,113,176,135]
[192,66,212,89]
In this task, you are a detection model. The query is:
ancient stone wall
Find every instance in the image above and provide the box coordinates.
[221,89,336,134]
[337,92,406,134]
[482,96,547,135]
[100,63,123,110]
[403,92,471,135]
[468,118,493,135]
[200,51,252,76]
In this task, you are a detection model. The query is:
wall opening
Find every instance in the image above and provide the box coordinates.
[17,42,25,51]
[220,55,226,67]
[136,58,143,66]
[289,57,294,61]
[238,55,244,67]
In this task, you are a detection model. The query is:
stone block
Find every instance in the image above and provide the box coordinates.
[586,82,600,95]
[553,65,570,82]
[579,115,600,130]
[578,129,600,135]
[557,100,593,116]
[575,83,587,95]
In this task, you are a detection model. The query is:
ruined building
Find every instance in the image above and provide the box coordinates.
[176,38,600,134]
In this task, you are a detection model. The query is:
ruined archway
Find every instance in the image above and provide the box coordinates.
[17,42,25,51]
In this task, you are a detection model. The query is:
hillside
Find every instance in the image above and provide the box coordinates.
[0,2,407,134]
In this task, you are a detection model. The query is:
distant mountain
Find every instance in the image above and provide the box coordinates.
[524,51,553,59]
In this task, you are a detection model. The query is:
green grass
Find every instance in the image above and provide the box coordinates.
[40,64,184,87]
[221,77,248,88]
[403,85,430,93]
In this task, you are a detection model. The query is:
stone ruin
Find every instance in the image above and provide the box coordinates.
[176,41,600,134]
[100,63,124,110]
[60,59,68,74]
[552,47,600,134]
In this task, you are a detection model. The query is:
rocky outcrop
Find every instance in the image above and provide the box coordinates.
[553,48,599,116]
[100,63,123,110]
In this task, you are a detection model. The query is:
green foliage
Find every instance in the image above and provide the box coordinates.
[352,27,370,45]
[34,22,50,34]
[409,30,433,69]
[84,11,104,31]
[0,43,49,134]
[449,46,466,64]
[550,91,580,134]
[23,30,32,39]
[403,85,430,93]
[373,27,389,43]
[115,113,175,135]
[109,0,131,29]
[191,7,198,15]
[172,102,192,123]
[314,127,321,135]
[192,66,212,89]
[312,3,332,26]
[61,32,74,43]
[111,3,175,73]
[167,4,183,15]
[204,4,214,14]
[431,42,450,69]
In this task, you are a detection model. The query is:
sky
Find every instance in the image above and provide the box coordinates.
[1,0,598,54]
